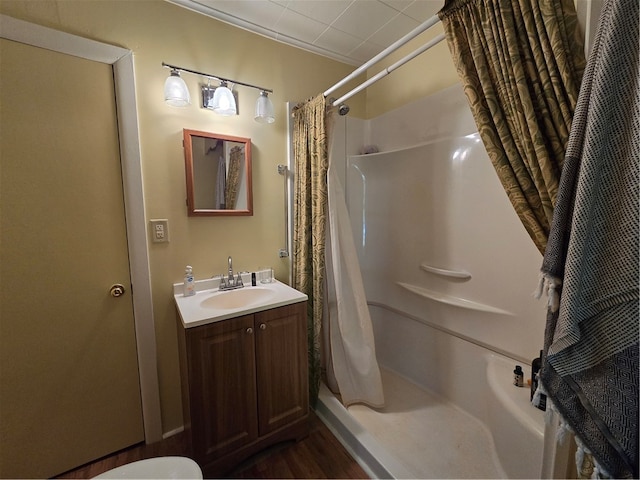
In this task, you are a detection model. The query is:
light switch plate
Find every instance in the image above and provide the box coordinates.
[150,219,169,243]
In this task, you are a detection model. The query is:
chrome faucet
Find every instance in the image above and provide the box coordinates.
[227,256,234,283]
[219,256,244,291]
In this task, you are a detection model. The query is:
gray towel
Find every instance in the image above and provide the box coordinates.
[539,0,639,477]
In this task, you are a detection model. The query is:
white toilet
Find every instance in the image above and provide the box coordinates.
[93,456,203,479]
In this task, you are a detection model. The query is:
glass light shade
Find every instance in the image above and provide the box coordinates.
[211,83,237,116]
[254,91,275,124]
[164,70,190,107]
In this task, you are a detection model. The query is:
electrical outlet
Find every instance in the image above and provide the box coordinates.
[150,219,169,243]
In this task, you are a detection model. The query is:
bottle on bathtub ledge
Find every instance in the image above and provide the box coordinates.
[530,350,542,399]
[513,365,524,387]
[530,350,547,411]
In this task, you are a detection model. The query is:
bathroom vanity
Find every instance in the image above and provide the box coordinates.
[174,279,309,476]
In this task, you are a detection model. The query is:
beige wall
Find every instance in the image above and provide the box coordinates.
[0,0,454,436]
[364,23,459,118]
[0,0,353,434]
[364,0,597,118]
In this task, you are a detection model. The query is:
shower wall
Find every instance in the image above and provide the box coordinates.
[331,83,545,367]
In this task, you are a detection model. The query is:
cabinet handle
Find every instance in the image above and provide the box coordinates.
[259,323,266,330]
[246,327,253,334]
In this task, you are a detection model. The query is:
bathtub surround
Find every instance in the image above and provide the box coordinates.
[540,0,639,477]
[438,0,586,254]
[317,84,546,478]
[346,135,544,360]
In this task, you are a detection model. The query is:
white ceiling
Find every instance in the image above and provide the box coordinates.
[168,0,444,66]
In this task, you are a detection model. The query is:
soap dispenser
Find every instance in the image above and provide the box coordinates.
[183,265,195,297]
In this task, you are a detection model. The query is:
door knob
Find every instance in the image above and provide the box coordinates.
[110,284,126,297]
[246,327,253,334]
[259,323,267,330]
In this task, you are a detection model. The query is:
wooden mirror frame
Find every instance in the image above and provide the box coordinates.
[183,129,253,216]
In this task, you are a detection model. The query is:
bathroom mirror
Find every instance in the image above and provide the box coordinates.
[183,129,253,216]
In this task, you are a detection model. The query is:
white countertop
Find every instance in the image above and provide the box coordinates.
[174,277,307,329]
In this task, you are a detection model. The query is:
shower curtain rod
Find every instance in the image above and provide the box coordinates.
[323,13,441,99]
[331,33,446,107]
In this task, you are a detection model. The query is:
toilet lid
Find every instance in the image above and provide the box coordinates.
[93,456,203,479]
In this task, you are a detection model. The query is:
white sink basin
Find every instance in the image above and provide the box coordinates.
[174,279,307,328]
[200,287,276,310]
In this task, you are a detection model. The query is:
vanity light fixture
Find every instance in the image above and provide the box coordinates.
[164,68,190,107]
[202,83,239,113]
[162,62,274,123]
[211,81,237,116]
[254,91,275,124]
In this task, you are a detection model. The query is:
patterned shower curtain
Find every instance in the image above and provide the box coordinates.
[225,146,243,209]
[437,0,585,254]
[291,94,328,405]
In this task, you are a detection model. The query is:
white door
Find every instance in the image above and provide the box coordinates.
[0,39,144,478]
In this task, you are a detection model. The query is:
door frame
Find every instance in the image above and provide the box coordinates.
[0,14,163,443]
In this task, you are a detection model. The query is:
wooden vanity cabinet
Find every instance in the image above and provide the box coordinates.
[177,301,309,476]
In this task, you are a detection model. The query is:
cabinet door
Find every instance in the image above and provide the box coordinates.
[186,315,258,460]
[255,302,309,435]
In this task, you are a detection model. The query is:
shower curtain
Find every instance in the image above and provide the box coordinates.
[438,0,585,254]
[324,154,384,408]
[291,94,328,405]
[225,146,242,209]
[292,94,384,407]
[215,155,226,209]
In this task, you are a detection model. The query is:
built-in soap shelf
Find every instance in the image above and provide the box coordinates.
[396,282,514,316]
[419,262,472,280]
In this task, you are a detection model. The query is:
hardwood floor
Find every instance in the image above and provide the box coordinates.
[56,411,369,479]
